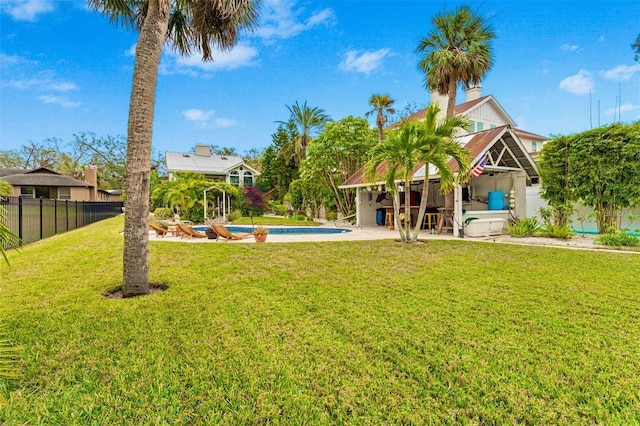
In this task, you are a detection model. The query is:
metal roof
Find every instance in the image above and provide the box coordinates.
[165,152,260,175]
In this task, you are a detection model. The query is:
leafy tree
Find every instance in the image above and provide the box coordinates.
[288,177,333,218]
[539,122,640,232]
[91,0,261,297]
[365,94,396,143]
[417,5,495,117]
[632,33,640,62]
[239,185,265,217]
[366,104,471,243]
[277,101,331,166]
[259,120,299,201]
[303,116,377,216]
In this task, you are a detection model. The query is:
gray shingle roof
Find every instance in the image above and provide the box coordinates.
[0,167,90,187]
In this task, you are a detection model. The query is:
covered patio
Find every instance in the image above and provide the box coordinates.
[340,125,540,237]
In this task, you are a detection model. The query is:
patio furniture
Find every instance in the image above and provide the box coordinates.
[150,223,178,237]
[422,212,441,230]
[437,208,454,234]
[176,223,207,239]
[211,224,252,242]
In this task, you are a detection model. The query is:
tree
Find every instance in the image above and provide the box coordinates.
[91,0,261,297]
[366,103,471,243]
[632,33,640,62]
[303,116,377,216]
[277,101,330,166]
[365,94,396,143]
[0,180,20,265]
[259,120,300,201]
[417,5,495,118]
[539,122,640,233]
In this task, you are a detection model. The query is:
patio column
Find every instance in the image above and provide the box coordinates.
[355,190,361,228]
[453,184,463,237]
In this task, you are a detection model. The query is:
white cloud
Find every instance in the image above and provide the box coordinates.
[340,49,392,75]
[256,0,334,40]
[559,70,593,95]
[561,44,582,53]
[1,0,54,21]
[37,94,81,108]
[213,118,237,128]
[600,64,640,81]
[605,103,640,116]
[2,73,78,92]
[172,44,259,72]
[181,109,236,129]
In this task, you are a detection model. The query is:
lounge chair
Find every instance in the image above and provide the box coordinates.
[150,223,178,237]
[176,223,207,239]
[211,224,252,242]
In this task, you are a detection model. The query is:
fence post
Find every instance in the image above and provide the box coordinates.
[18,197,23,244]
[54,199,58,235]
[66,200,69,232]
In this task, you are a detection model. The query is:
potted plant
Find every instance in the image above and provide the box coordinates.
[253,226,269,243]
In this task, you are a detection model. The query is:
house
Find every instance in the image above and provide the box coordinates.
[340,87,543,236]
[165,144,260,187]
[0,165,119,201]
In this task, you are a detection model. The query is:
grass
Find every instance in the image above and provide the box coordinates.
[231,216,321,226]
[1,216,639,424]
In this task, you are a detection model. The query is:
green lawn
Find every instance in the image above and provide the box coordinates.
[1,216,639,424]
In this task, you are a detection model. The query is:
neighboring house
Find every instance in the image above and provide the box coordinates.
[0,165,119,201]
[341,86,543,235]
[165,144,260,187]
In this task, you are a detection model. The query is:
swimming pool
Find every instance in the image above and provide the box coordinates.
[194,226,352,235]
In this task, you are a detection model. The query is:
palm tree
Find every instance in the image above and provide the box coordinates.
[366,103,471,243]
[90,0,261,297]
[416,5,495,118]
[0,180,20,265]
[277,101,330,167]
[365,93,396,143]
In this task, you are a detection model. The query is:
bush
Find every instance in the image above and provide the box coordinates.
[507,217,540,237]
[325,211,338,221]
[229,210,242,222]
[291,214,306,221]
[539,207,573,239]
[596,233,640,247]
[540,224,573,239]
[153,207,174,220]
[240,186,265,217]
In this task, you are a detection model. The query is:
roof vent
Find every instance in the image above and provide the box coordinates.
[183,154,190,157]
[221,157,227,160]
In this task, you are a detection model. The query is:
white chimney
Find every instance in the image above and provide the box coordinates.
[430,91,448,120]
[194,144,212,156]
[466,85,482,102]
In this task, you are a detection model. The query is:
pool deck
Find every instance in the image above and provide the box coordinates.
[149,224,460,244]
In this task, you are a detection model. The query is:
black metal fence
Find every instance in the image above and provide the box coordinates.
[1,197,124,246]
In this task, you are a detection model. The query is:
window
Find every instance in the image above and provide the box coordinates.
[476,121,484,131]
[490,124,496,129]
[20,186,34,198]
[58,187,71,200]
[467,120,476,133]
[531,141,537,152]
[243,171,253,186]
[229,171,240,186]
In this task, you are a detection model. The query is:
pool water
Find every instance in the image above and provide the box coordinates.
[194,226,352,235]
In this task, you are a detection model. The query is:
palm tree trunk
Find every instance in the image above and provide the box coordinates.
[377,111,384,143]
[412,170,430,242]
[122,0,170,297]
[446,74,458,118]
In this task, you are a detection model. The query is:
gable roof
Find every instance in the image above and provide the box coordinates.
[340,125,539,189]
[388,95,517,129]
[0,167,91,187]
[165,152,260,176]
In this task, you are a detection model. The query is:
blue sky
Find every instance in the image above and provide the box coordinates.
[1,0,639,156]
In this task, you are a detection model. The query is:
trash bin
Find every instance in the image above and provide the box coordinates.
[376,208,385,226]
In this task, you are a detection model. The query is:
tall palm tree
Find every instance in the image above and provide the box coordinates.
[416,5,495,118]
[365,93,396,143]
[90,0,261,297]
[277,101,330,167]
[366,103,471,243]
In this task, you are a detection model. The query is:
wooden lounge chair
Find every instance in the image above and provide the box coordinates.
[150,223,178,237]
[176,223,207,239]
[211,224,252,242]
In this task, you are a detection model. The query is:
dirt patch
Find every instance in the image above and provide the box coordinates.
[102,283,169,299]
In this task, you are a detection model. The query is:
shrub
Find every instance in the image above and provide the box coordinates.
[540,224,573,239]
[291,214,306,221]
[507,217,541,237]
[596,233,640,247]
[229,210,242,222]
[325,211,338,221]
[153,207,174,220]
